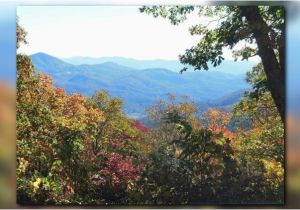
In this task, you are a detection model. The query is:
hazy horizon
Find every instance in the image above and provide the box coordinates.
[17,6,200,60]
[30,51,257,75]
[18,6,260,64]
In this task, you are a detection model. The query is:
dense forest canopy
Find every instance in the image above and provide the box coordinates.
[17,5,284,205]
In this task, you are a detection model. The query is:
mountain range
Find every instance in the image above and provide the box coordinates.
[62,56,256,75]
[30,52,253,118]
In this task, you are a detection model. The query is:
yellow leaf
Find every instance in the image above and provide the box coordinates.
[32,178,42,192]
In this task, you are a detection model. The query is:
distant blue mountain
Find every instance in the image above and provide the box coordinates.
[31,52,251,118]
[62,55,257,75]
[31,53,73,73]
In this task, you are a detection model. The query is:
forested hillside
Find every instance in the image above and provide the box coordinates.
[16,5,285,206]
[17,19,284,205]
[30,52,249,118]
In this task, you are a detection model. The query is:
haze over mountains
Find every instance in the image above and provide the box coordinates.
[62,56,256,75]
[31,52,254,118]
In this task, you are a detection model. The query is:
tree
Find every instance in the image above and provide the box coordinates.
[232,63,284,203]
[16,23,147,205]
[17,19,27,49]
[130,95,241,204]
[17,17,284,205]
[140,6,285,121]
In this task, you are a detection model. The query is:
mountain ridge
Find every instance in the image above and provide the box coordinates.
[58,53,257,75]
[30,52,250,118]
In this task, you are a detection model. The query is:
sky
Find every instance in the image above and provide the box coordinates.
[17,6,200,60]
[17,5,253,61]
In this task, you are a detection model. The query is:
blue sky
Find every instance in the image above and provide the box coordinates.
[0,5,16,84]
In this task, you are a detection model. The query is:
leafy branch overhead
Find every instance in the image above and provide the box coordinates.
[16,8,284,205]
[140,5,285,122]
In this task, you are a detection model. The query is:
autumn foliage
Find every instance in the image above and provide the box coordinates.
[16,24,284,205]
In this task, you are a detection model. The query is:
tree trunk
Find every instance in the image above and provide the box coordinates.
[239,6,285,122]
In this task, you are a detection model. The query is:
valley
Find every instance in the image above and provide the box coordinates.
[31,52,253,119]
